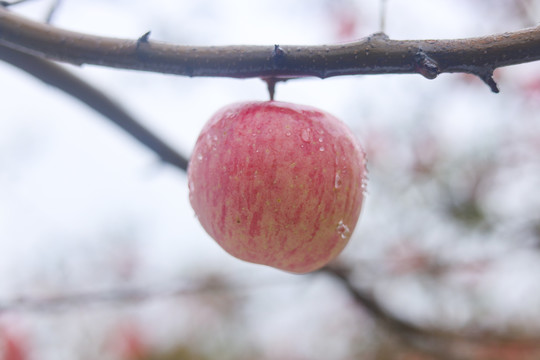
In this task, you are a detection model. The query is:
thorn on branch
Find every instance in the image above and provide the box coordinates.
[478,70,499,93]
[414,50,440,80]
[136,31,151,49]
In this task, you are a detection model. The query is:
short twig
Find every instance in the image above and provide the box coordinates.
[45,0,62,24]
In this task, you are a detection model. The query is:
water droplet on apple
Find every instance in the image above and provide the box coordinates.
[197,154,203,161]
[318,137,324,143]
[336,220,350,240]
[286,131,291,136]
[319,146,325,152]
[334,173,342,189]
[361,176,368,195]
[301,128,311,142]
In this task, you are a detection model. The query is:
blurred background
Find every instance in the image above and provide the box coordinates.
[1,0,540,359]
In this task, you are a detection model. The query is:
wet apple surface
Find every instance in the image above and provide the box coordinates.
[188,101,367,273]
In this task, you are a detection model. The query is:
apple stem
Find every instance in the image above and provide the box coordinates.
[263,77,277,101]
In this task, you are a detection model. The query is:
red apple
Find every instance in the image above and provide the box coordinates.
[188,101,367,273]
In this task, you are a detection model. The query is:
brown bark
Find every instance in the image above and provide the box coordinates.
[2,7,540,92]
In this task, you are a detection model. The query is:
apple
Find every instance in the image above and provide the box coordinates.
[188,101,367,273]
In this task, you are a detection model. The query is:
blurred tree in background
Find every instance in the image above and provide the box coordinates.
[1,0,540,359]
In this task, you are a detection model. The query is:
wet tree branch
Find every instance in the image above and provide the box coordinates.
[323,265,460,360]
[0,43,188,171]
[323,265,540,360]
[2,7,540,92]
[0,275,302,313]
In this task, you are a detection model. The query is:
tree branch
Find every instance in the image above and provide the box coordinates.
[0,275,302,313]
[323,265,540,360]
[0,284,211,313]
[2,7,540,92]
[0,43,189,171]
[322,265,460,360]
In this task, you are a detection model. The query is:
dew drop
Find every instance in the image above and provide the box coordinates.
[318,137,324,143]
[334,173,342,189]
[197,154,203,161]
[301,128,311,142]
[336,220,350,240]
[361,176,369,195]
[319,146,325,152]
[224,111,235,119]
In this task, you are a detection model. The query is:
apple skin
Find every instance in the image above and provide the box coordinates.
[188,101,367,273]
